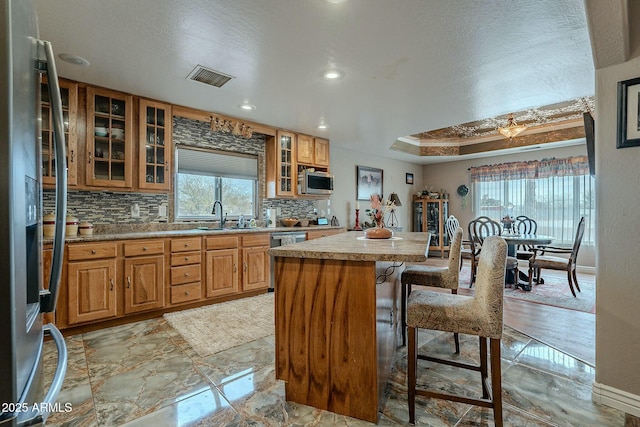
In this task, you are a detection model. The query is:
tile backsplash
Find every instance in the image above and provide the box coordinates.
[43,190,168,224]
[42,116,323,225]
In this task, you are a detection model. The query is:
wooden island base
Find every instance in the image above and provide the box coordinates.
[273,257,401,423]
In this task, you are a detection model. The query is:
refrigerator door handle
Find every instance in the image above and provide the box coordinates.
[39,40,67,314]
[16,324,68,427]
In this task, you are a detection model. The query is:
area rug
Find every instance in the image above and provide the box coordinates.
[427,259,596,313]
[163,293,274,357]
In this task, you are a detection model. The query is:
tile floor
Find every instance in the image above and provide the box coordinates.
[43,310,624,427]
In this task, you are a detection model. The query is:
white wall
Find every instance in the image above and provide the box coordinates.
[420,144,595,267]
[594,55,640,404]
[329,145,423,230]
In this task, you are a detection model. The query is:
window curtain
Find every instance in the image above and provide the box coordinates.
[470,156,589,183]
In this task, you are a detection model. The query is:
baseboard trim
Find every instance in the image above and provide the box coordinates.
[592,381,640,418]
[577,265,595,274]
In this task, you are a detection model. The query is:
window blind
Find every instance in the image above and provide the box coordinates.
[176,146,258,179]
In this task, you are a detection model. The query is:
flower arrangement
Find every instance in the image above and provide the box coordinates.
[364,194,396,228]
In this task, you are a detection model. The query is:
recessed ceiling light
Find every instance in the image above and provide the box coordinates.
[58,53,90,66]
[238,102,256,111]
[325,0,347,3]
[323,69,344,80]
[317,123,328,130]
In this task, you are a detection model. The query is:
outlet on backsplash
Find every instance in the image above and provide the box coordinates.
[131,203,140,218]
[158,204,167,217]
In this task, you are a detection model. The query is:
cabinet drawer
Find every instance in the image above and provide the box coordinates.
[241,233,270,247]
[124,240,165,257]
[67,242,117,261]
[170,251,201,267]
[170,283,201,305]
[205,236,238,250]
[171,237,202,253]
[171,264,201,286]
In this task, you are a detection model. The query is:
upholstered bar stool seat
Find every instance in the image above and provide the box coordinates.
[407,235,507,426]
[400,227,463,349]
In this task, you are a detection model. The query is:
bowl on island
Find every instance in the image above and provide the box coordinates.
[281,218,298,227]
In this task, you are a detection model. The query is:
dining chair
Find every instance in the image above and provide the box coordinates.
[467,216,517,287]
[445,215,471,270]
[514,215,538,260]
[407,235,507,426]
[527,217,586,297]
[400,227,463,350]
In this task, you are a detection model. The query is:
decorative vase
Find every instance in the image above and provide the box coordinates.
[364,219,392,239]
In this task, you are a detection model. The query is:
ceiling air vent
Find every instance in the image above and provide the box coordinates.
[187,65,234,88]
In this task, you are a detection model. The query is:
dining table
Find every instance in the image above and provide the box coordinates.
[501,233,554,291]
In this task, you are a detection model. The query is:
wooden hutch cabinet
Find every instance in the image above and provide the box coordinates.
[413,196,449,257]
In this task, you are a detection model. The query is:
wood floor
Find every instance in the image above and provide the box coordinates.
[503,297,595,366]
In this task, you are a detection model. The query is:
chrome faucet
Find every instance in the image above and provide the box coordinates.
[211,200,226,228]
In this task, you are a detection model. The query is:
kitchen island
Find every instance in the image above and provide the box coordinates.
[269,231,429,423]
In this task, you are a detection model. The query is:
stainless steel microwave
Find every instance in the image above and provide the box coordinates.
[298,170,334,195]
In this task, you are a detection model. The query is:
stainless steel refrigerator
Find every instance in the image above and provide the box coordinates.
[0,0,68,425]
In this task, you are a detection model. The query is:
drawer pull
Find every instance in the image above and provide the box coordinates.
[91,249,96,254]
[185,257,189,261]
[184,273,189,277]
[143,246,148,251]
[127,276,131,288]
[184,243,189,247]
[185,291,190,296]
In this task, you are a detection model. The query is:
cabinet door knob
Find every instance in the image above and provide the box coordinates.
[88,153,92,164]
[184,243,189,247]
[244,262,247,272]
[70,150,75,163]
[185,291,189,296]
[143,246,147,251]
[184,272,189,277]
[185,257,189,261]
[110,278,114,291]
[91,249,96,254]
[233,264,237,273]
[127,276,131,288]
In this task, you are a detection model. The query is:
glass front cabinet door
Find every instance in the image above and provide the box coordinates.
[86,87,133,188]
[413,197,449,257]
[139,99,172,191]
[276,131,296,197]
[40,78,78,187]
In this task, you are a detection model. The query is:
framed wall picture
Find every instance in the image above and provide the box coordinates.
[356,165,383,201]
[617,76,640,148]
[406,173,414,184]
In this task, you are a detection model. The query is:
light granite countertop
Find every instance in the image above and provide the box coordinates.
[46,225,344,243]
[268,231,429,262]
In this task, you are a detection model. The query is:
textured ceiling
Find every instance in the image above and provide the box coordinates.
[34,0,596,164]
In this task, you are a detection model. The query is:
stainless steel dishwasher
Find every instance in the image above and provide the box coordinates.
[270,231,307,291]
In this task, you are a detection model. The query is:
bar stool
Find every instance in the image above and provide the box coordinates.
[400,227,463,350]
[407,235,506,426]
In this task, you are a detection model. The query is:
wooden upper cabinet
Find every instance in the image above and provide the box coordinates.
[40,78,78,187]
[296,134,314,165]
[314,137,330,167]
[85,87,133,188]
[297,135,330,168]
[139,99,172,191]
[266,131,296,198]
